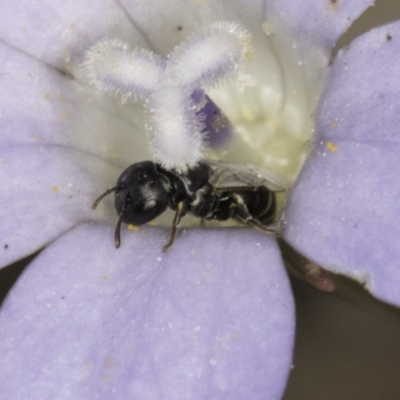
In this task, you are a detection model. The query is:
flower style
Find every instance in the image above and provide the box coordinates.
[83,22,252,171]
[1,1,399,399]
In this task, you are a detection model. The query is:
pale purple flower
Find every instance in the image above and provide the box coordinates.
[1,1,399,399]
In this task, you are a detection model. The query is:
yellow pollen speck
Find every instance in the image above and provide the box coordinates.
[326,141,338,152]
[103,275,108,280]
[240,105,255,122]
[245,48,254,60]
[149,221,158,227]
[33,135,39,141]
[328,0,339,11]
[62,47,71,63]
[211,113,229,132]
[44,93,51,100]
[60,111,68,122]
[128,224,139,231]
[329,120,338,128]
[267,119,277,128]
[104,358,113,367]
[262,21,274,36]
[52,186,59,193]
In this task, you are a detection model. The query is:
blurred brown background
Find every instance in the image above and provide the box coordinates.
[2,1,400,399]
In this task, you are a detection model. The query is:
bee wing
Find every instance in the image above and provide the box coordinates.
[205,160,290,192]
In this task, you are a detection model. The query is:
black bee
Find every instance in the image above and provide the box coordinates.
[92,160,287,252]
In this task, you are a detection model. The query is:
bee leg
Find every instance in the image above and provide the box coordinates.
[231,198,278,236]
[247,218,279,235]
[114,214,124,248]
[162,202,185,252]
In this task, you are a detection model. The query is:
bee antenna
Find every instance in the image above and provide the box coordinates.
[114,214,124,248]
[91,187,118,210]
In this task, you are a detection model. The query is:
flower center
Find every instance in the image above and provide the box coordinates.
[84,20,328,228]
[84,20,325,183]
[206,22,325,184]
[83,22,253,173]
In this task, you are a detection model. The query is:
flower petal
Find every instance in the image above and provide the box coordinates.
[0,0,150,69]
[114,0,244,54]
[0,224,295,400]
[0,42,147,267]
[265,0,374,49]
[317,21,400,143]
[0,0,259,67]
[0,43,149,160]
[283,22,400,306]
[0,145,118,267]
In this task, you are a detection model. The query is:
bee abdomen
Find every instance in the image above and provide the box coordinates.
[238,186,276,225]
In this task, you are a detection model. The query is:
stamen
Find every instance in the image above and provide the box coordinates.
[83,22,252,172]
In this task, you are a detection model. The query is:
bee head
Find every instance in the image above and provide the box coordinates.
[115,161,169,225]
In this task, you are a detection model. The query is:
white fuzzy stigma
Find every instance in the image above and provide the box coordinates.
[167,21,253,89]
[148,86,205,173]
[83,22,252,171]
[83,39,163,102]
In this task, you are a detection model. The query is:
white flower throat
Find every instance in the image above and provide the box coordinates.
[84,20,319,184]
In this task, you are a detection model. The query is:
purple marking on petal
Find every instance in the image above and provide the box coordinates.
[0,224,295,400]
[192,92,233,148]
[191,89,205,104]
